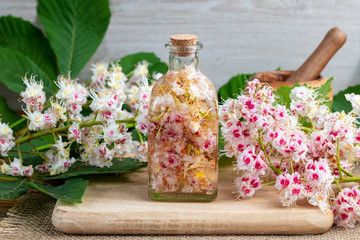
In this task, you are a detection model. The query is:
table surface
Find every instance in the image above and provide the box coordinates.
[52,167,333,235]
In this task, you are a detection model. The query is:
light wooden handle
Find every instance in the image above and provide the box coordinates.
[287,27,347,82]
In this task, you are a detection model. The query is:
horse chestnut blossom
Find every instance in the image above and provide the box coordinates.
[128,61,149,86]
[1,58,153,181]
[20,74,46,112]
[219,79,360,227]
[0,122,15,156]
[1,158,33,177]
[90,61,109,90]
[333,186,360,228]
[55,74,89,118]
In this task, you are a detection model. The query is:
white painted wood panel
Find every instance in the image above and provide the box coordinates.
[1,0,360,110]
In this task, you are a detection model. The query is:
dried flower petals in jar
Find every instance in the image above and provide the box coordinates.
[147,34,218,201]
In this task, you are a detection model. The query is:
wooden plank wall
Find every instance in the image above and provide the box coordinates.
[1,0,360,110]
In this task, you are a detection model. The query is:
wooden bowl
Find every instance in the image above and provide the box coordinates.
[249,70,333,99]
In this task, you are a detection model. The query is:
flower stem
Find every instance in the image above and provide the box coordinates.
[262,180,276,186]
[150,111,165,122]
[335,177,360,183]
[279,157,284,170]
[14,118,136,145]
[9,117,26,129]
[17,144,23,163]
[135,129,143,143]
[258,136,282,175]
[9,150,45,156]
[36,144,53,151]
[334,179,342,191]
[290,158,294,173]
[300,126,314,133]
[341,167,354,177]
[27,141,47,161]
[336,139,343,179]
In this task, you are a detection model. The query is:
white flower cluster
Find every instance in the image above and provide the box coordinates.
[0,122,15,156]
[219,79,360,225]
[1,59,159,177]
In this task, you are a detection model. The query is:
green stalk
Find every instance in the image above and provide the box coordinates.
[335,177,360,183]
[336,139,343,179]
[9,150,45,156]
[135,129,143,143]
[17,144,23,163]
[341,167,354,177]
[290,158,294,173]
[36,144,53,151]
[9,117,26,129]
[0,175,23,180]
[300,126,314,133]
[335,179,342,191]
[150,111,165,122]
[278,157,285,170]
[258,137,282,175]
[262,180,276,186]
[15,118,136,145]
[27,141,47,161]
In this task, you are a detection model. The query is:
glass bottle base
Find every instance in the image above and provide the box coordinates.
[148,189,217,202]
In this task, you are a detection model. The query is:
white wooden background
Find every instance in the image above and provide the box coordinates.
[1,0,360,110]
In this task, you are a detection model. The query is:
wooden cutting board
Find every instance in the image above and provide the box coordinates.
[52,167,334,235]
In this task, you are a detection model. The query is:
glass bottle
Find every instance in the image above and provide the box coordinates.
[147,34,218,201]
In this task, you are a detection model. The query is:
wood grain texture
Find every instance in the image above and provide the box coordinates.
[1,0,360,110]
[52,168,334,235]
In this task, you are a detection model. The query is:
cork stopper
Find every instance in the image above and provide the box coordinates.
[170,34,198,46]
[170,34,198,57]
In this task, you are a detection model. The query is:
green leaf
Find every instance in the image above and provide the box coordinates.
[118,52,168,82]
[317,77,333,100]
[0,97,21,125]
[217,73,255,102]
[22,155,44,167]
[0,16,57,93]
[41,135,56,145]
[28,178,88,203]
[332,84,360,113]
[0,47,56,94]
[149,61,168,76]
[274,85,293,108]
[36,158,146,180]
[315,77,333,108]
[37,0,111,77]
[131,128,147,142]
[0,179,28,200]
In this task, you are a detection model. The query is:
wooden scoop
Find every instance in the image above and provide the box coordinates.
[286,27,347,82]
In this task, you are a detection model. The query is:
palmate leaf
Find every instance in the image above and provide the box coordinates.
[37,0,111,77]
[317,77,333,100]
[274,84,295,108]
[332,84,360,113]
[217,73,255,102]
[117,52,168,83]
[0,47,56,94]
[0,16,57,94]
[36,158,146,180]
[0,179,28,200]
[28,178,88,203]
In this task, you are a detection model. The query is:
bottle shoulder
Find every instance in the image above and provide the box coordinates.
[151,68,218,104]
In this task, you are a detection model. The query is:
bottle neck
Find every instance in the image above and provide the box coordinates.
[169,51,199,71]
